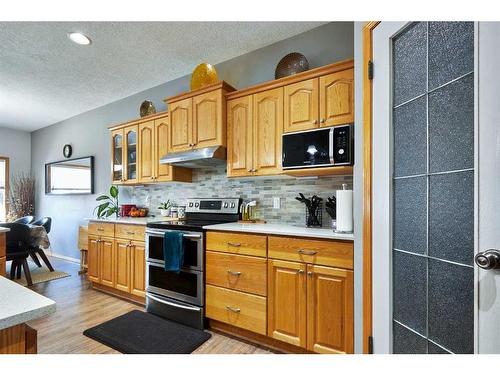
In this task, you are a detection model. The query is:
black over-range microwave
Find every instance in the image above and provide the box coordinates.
[282,124,353,169]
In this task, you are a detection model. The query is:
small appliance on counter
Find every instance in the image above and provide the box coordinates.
[335,184,353,233]
[239,200,265,223]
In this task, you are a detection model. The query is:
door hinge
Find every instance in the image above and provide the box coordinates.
[368,60,374,80]
[368,336,374,354]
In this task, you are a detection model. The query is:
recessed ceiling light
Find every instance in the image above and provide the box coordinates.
[68,32,91,45]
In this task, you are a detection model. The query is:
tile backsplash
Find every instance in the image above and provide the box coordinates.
[121,165,352,228]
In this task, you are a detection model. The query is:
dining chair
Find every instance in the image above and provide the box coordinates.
[29,217,54,272]
[1,223,34,286]
[14,216,35,225]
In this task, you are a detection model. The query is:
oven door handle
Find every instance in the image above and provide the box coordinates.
[329,128,335,165]
[146,293,202,311]
[146,229,201,240]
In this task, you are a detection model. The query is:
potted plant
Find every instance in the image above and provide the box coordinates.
[94,186,119,219]
[158,200,172,217]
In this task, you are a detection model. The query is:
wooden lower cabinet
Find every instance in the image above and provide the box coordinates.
[307,265,353,354]
[114,240,131,293]
[268,260,353,353]
[205,230,354,354]
[87,222,146,303]
[99,238,115,288]
[206,285,267,335]
[268,259,307,348]
[130,242,146,298]
[87,235,100,283]
[0,257,5,277]
[0,324,37,354]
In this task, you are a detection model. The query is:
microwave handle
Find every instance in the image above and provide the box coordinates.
[146,293,201,312]
[329,128,335,165]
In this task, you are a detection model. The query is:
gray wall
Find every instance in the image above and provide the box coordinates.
[0,127,31,178]
[31,22,354,261]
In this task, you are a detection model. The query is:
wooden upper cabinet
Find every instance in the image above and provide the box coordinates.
[193,90,223,148]
[307,265,353,354]
[154,116,172,182]
[138,120,154,183]
[114,240,131,293]
[319,68,354,127]
[111,129,124,184]
[268,259,307,348]
[168,97,193,153]
[252,87,283,176]
[284,78,319,133]
[123,125,138,184]
[227,96,253,177]
[130,242,146,298]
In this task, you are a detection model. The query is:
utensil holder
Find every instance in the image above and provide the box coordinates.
[305,203,322,228]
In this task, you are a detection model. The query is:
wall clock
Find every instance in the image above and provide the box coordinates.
[63,144,73,158]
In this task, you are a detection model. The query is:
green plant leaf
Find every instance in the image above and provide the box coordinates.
[105,208,115,217]
[97,202,110,218]
[109,185,119,199]
[96,195,110,201]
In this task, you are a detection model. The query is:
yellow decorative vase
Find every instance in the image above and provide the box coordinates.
[190,63,218,91]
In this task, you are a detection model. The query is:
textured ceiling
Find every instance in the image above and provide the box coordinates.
[0,22,325,131]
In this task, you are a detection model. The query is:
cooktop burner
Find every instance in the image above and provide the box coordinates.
[147,219,230,231]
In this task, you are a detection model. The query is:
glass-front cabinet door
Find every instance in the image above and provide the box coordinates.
[124,125,139,184]
[111,129,124,184]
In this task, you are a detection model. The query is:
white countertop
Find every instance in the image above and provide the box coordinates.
[0,227,10,233]
[0,276,56,330]
[85,217,158,225]
[203,223,354,241]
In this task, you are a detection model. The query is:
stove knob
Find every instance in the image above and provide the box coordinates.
[223,202,228,208]
[189,202,194,207]
[195,202,199,208]
[230,202,235,208]
[338,148,345,155]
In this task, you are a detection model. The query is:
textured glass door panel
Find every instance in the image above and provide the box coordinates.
[391,22,474,354]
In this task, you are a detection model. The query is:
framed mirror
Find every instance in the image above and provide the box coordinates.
[45,156,94,195]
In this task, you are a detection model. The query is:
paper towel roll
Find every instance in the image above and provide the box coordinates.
[336,188,353,233]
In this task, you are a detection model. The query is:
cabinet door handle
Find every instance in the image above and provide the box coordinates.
[151,177,154,180]
[227,242,241,247]
[320,118,325,123]
[97,228,104,232]
[247,169,252,173]
[313,119,318,124]
[298,249,317,256]
[297,269,304,274]
[226,306,241,313]
[252,168,257,172]
[126,231,135,235]
[307,271,313,276]
[227,270,242,276]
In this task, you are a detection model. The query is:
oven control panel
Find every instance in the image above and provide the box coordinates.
[185,198,240,214]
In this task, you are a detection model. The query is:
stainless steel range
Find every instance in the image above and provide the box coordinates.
[145,198,240,329]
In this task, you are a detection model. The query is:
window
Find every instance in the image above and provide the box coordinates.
[0,157,9,222]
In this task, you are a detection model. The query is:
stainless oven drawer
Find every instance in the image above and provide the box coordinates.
[146,292,205,330]
[146,262,204,306]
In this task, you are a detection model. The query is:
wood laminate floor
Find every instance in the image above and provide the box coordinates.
[25,256,271,354]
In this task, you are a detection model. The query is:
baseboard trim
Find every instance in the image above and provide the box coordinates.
[48,253,80,264]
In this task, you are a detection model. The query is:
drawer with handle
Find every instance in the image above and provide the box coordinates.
[88,222,115,237]
[115,224,146,242]
[206,231,267,257]
[268,236,353,270]
[206,285,267,335]
[206,251,267,296]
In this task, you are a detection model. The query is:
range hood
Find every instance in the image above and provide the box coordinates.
[160,146,226,168]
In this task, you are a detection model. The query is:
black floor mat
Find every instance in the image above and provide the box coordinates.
[83,310,211,354]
